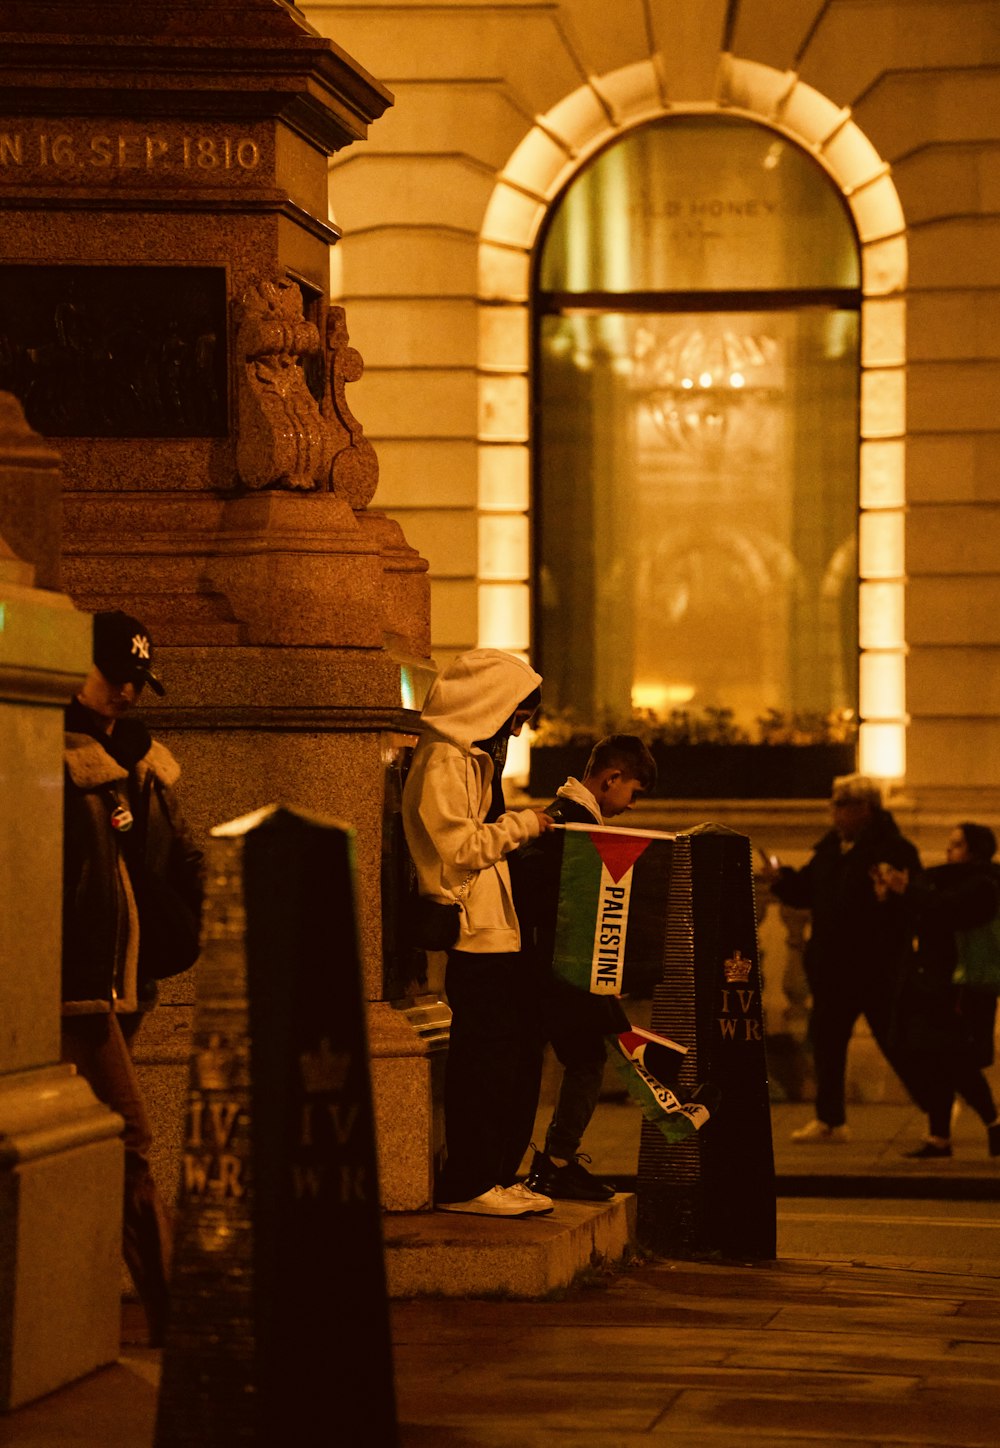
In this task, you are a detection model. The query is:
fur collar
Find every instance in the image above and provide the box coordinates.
[143,739,181,789]
[65,732,180,790]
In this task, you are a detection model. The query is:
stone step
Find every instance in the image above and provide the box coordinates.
[382,1194,636,1299]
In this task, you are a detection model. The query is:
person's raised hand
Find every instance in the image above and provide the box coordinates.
[533,810,555,832]
[870,862,908,900]
[755,847,781,884]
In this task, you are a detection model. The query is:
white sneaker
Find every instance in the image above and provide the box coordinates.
[790,1119,851,1144]
[505,1182,554,1215]
[436,1186,539,1217]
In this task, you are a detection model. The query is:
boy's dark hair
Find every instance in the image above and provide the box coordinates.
[958,822,997,862]
[583,734,657,792]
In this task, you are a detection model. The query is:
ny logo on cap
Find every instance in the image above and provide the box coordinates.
[130,633,151,661]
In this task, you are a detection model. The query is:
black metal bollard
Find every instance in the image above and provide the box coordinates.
[154,805,397,1447]
[637,826,776,1261]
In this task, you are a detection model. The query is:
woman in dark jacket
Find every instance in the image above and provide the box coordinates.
[878,822,1000,1159]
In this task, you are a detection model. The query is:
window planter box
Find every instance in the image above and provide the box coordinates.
[528,742,857,801]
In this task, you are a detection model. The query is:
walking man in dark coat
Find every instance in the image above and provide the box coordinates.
[765,773,921,1142]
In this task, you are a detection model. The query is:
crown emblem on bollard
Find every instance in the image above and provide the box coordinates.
[723,949,753,983]
[299,1038,351,1096]
[193,1032,240,1091]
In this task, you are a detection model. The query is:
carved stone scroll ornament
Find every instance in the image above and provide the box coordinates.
[321,304,379,510]
[234,278,334,491]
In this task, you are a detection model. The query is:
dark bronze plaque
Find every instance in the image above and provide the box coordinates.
[0,264,227,437]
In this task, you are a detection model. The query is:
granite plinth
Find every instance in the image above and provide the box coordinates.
[382,1195,637,1300]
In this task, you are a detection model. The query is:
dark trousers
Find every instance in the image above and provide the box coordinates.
[61,1012,172,1344]
[897,990,998,1138]
[540,979,630,1160]
[911,1057,998,1139]
[436,949,544,1204]
[810,979,902,1128]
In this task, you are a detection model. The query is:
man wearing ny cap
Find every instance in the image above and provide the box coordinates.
[61,609,203,1345]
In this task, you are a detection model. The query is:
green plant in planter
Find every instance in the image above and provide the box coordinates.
[532,705,856,751]
[528,705,858,798]
[756,707,857,746]
[528,707,606,749]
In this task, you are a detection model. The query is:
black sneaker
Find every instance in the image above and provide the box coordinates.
[526,1150,615,1202]
[903,1140,952,1159]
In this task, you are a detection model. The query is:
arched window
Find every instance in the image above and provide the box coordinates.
[534,115,862,742]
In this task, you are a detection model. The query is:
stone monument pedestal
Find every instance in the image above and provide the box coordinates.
[0,0,441,1228]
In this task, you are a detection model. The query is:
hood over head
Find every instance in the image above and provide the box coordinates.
[419,649,542,751]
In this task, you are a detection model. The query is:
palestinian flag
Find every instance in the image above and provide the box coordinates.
[612,1031,719,1143]
[552,823,673,997]
[616,1027,687,1084]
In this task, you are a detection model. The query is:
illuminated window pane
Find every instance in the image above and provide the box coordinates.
[537,309,858,728]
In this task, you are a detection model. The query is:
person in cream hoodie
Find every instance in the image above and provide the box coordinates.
[403,649,554,1217]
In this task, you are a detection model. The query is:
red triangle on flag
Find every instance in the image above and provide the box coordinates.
[588,831,651,883]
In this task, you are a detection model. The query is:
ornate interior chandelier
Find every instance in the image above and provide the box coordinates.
[632,324,778,454]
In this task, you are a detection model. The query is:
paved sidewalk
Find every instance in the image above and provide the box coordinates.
[7,1248,1000,1447]
[772,1099,1000,1198]
[4,1100,1000,1447]
[390,1251,1000,1446]
[581,1098,1000,1198]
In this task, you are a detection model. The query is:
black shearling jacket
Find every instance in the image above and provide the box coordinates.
[769,806,921,991]
[62,709,204,1014]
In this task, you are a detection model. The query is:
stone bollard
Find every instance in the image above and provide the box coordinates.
[637,826,776,1260]
[547,819,774,1258]
[154,805,397,1447]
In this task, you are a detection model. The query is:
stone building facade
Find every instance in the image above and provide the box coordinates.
[302,0,1000,829]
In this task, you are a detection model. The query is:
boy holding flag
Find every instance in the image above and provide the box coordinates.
[515,736,699,1202]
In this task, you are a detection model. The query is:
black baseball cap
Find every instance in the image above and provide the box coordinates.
[92,610,166,696]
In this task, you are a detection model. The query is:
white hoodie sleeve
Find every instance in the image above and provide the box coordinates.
[416,748,541,876]
[419,752,544,863]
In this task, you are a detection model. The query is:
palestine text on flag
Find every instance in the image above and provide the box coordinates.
[552,823,673,997]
